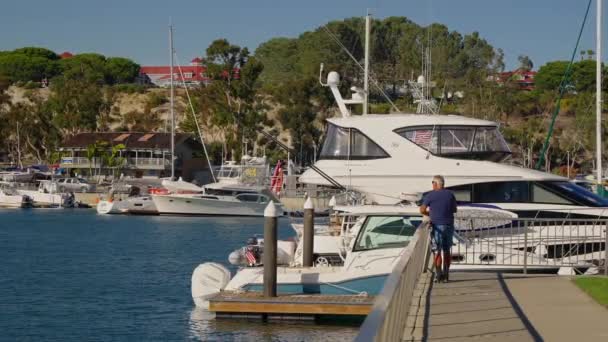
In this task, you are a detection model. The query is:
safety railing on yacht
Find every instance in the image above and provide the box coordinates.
[355,222,431,342]
[452,217,608,274]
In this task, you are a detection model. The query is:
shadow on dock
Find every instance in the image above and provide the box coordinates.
[407,272,546,342]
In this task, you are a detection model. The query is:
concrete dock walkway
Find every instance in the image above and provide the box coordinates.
[404,272,608,341]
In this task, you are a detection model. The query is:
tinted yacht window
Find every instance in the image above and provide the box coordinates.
[473,181,530,203]
[532,183,573,205]
[398,128,439,153]
[319,124,350,158]
[472,127,510,153]
[536,181,608,207]
[319,123,389,160]
[395,125,511,162]
[446,180,608,207]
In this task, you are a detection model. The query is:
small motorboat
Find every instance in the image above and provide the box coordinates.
[0,187,33,208]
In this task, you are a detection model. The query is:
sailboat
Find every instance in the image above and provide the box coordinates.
[97,25,182,215]
[145,26,284,217]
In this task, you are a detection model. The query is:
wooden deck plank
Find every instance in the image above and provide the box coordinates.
[208,291,374,316]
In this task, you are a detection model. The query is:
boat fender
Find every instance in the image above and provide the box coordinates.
[191,262,231,308]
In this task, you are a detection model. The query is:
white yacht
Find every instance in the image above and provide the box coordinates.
[191,204,551,307]
[152,156,284,216]
[152,183,284,217]
[299,71,608,221]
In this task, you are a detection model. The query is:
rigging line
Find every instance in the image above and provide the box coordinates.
[536,0,592,170]
[322,25,401,113]
[173,51,217,183]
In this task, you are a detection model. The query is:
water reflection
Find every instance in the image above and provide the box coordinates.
[188,308,359,341]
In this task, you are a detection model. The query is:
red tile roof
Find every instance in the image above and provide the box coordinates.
[59,52,73,59]
[60,132,201,150]
[140,65,206,75]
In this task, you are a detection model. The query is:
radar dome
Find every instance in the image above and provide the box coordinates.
[327,71,340,86]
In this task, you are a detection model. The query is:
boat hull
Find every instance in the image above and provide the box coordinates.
[0,193,32,208]
[17,190,64,208]
[96,200,129,215]
[152,194,282,217]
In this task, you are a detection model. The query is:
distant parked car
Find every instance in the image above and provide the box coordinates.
[56,178,96,193]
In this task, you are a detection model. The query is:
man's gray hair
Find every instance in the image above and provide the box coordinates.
[433,175,445,187]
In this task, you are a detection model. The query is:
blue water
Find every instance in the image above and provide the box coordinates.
[0,209,358,341]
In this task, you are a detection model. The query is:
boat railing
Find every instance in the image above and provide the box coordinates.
[451,217,608,272]
[355,221,432,342]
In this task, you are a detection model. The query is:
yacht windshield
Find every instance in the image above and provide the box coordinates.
[319,123,389,160]
[353,215,422,252]
[395,125,511,162]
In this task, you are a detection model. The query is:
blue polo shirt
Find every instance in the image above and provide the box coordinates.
[422,189,457,225]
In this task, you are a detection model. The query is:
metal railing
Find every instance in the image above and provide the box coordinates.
[452,217,608,274]
[355,222,431,342]
[355,217,607,341]
[128,158,169,167]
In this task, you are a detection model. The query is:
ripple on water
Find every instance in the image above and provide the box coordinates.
[0,209,359,341]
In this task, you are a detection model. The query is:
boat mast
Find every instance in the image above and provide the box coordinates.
[597,0,603,189]
[170,24,175,180]
[363,11,371,115]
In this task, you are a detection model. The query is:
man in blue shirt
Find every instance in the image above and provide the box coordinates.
[419,175,457,282]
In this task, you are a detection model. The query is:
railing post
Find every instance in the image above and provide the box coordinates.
[605,220,608,276]
[263,201,278,297]
[303,197,315,267]
[523,220,528,275]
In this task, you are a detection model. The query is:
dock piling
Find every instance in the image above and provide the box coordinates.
[303,197,315,267]
[263,201,278,297]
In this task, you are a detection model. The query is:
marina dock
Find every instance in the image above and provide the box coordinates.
[403,272,608,341]
[209,291,374,319]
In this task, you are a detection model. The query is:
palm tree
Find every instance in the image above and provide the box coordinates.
[104,143,126,179]
[85,143,97,177]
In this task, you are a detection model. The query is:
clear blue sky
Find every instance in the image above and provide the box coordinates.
[1,0,606,70]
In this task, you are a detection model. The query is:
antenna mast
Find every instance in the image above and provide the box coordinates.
[169,23,175,180]
[363,11,371,115]
[597,0,603,189]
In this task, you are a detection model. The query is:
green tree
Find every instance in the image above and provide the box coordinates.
[105,57,140,84]
[12,47,59,60]
[187,39,265,159]
[103,143,126,178]
[48,76,104,136]
[0,54,51,82]
[58,53,107,83]
[571,60,597,92]
[254,38,299,88]
[274,77,330,165]
[534,61,570,91]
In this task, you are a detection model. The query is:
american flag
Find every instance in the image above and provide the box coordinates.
[245,249,257,265]
[413,130,433,147]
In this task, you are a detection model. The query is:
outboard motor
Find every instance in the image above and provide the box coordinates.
[228,236,263,267]
[228,236,297,267]
[191,262,231,308]
[62,192,76,208]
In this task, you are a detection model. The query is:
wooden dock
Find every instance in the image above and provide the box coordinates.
[208,291,374,320]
